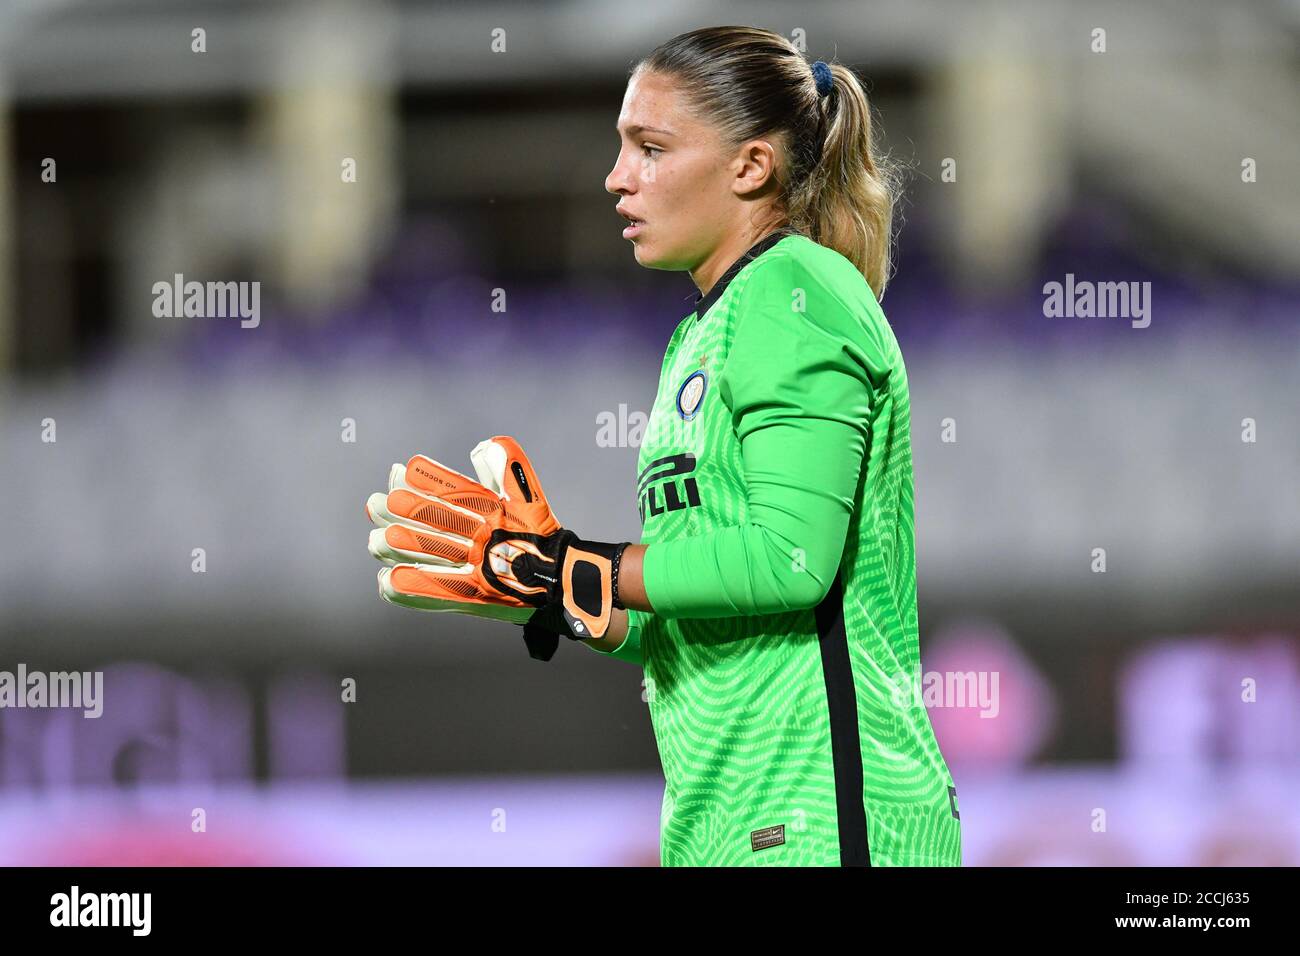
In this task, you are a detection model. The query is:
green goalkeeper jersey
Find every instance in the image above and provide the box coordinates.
[598,231,961,867]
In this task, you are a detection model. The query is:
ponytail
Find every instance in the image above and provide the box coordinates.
[783,61,900,296]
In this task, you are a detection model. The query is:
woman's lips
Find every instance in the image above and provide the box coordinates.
[622,218,644,239]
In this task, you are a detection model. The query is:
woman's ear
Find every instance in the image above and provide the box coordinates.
[731,138,781,198]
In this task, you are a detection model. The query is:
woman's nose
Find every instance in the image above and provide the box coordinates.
[605,153,634,195]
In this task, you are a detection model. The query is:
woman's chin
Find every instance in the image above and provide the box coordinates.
[632,239,671,269]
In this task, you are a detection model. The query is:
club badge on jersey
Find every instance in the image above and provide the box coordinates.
[675,369,708,420]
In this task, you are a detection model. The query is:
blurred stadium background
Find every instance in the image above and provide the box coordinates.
[0,0,1297,865]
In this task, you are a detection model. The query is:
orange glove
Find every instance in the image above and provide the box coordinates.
[366,436,630,643]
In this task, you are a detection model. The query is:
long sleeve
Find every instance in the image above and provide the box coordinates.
[640,256,879,619]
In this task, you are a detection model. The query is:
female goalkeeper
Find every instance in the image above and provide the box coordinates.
[366,25,961,867]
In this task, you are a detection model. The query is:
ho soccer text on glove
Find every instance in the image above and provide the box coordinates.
[365,435,631,644]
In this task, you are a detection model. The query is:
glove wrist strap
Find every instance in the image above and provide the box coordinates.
[558,538,630,641]
[609,541,631,610]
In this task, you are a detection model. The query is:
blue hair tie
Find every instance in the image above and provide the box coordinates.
[811,60,833,97]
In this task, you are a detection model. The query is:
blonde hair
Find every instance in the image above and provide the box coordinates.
[637,26,901,296]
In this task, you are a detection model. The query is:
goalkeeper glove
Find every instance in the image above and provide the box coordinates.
[365,435,630,646]
[518,603,581,663]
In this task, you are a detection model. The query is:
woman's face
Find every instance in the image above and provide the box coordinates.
[606,70,772,275]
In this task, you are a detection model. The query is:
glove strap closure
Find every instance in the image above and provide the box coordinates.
[558,539,627,640]
[484,529,632,647]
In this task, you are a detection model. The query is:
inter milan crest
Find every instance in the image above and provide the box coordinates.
[675,369,708,421]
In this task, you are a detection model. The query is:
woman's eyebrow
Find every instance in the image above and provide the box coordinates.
[618,123,676,137]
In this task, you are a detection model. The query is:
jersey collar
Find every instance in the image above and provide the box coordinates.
[691,229,794,321]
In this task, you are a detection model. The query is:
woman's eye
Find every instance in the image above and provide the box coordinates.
[640,144,661,159]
